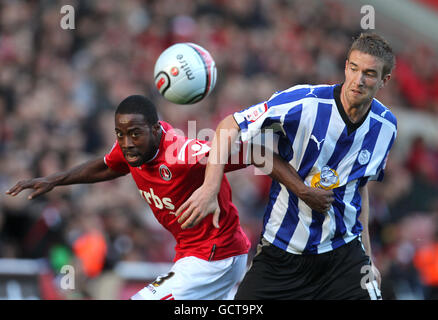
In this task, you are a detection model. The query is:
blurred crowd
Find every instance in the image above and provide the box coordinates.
[1,0,438,299]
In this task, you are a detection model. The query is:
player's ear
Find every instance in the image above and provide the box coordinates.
[151,122,161,136]
[378,73,391,90]
[381,73,391,88]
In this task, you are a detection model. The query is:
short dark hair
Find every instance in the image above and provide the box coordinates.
[115,95,158,126]
[347,32,395,78]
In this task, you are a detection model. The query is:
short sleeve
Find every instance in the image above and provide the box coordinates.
[233,88,306,143]
[104,141,130,174]
[368,128,396,182]
[367,154,387,182]
[233,101,276,143]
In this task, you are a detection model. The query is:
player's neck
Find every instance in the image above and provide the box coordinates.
[340,87,372,124]
[344,104,370,123]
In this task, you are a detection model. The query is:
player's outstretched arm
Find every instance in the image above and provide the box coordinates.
[6,158,125,200]
[253,150,334,214]
[176,114,239,229]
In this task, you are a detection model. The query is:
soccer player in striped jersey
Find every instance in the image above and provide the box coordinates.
[176,33,397,299]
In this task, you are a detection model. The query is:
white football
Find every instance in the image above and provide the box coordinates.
[154,43,217,104]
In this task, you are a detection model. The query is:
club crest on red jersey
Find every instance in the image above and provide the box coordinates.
[159,164,172,181]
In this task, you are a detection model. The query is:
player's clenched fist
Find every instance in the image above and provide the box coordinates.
[176,185,221,230]
[6,178,56,200]
[299,187,335,214]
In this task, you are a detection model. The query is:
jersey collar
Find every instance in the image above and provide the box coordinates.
[333,84,372,135]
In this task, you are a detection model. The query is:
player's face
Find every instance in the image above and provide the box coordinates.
[343,50,391,108]
[115,113,161,167]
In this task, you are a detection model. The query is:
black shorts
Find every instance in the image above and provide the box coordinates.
[235,237,381,300]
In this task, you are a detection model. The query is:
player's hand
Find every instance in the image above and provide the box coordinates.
[5,178,56,200]
[299,186,334,213]
[175,185,221,230]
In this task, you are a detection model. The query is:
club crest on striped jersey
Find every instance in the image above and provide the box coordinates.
[358,149,371,165]
[311,165,340,190]
[244,102,268,123]
[159,164,172,181]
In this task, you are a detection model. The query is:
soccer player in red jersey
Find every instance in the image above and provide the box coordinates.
[7,94,333,299]
[6,95,327,300]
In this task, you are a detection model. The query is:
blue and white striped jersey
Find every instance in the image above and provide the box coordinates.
[233,84,397,255]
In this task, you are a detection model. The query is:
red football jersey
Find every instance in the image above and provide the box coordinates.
[104,121,251,262]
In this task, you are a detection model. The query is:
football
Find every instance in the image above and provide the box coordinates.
[154,43,217,104]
